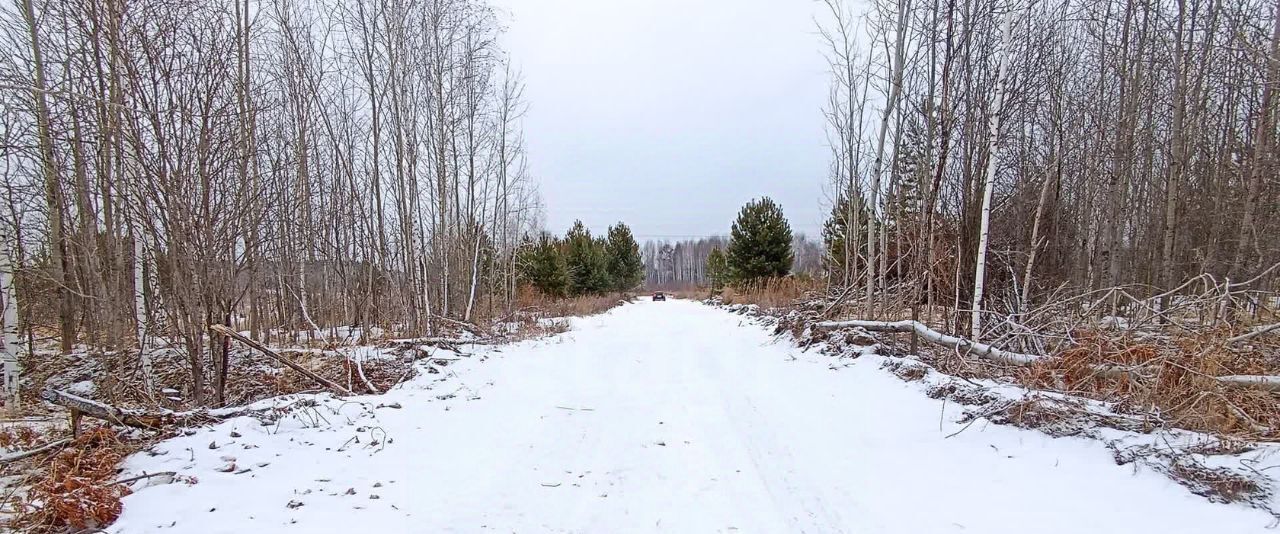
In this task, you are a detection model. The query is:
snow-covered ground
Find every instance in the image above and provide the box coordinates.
[110,299,1275,533]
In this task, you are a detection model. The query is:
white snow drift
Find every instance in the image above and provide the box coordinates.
[109,299,1275,533]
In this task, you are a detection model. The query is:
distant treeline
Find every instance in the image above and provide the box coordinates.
[640,201,824,290]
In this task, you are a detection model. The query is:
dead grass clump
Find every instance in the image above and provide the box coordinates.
[549,294,627,317]
[669,288,717,300]
[881,360,927,381]
[1020,332,1160,394]
[0,425,43,449]
[15,427,133,533]
[719,277,822,308]
[514,287,629,319]
[1182,438,1254,456]
[1169,460,1265,504]
[927,381,998,406]
[983,399,1089,437]
[1018,330,1280,440]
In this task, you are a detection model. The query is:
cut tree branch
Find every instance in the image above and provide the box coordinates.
[212,324,355,396]
[40,389,191,431]
[816,319,1041,366]
[0,438,69,464]
[816,319,1280,391]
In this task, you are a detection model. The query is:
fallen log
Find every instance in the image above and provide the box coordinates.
[212,324,355,396]
[816,319,1280,392]
[42,389,336,435]
[0,438,69,464]
[352,354,380,394]
[431,314,488,336]
[388,336,485,347]
[1229,321,1280,344]
[40,389,180,434]
[1217,375,1280,392]
[816,319,1040,367]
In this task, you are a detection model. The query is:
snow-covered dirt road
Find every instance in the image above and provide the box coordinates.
[111,299,1274,533]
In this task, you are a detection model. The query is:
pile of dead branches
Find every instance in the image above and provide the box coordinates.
[4,427,137,533]
[1016,327,1280,440]
[800,266,1280,438]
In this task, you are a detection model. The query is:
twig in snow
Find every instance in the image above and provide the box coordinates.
[945,400,1015,439]
[352,352,381,394]
[114,471,177,486]
[0,438,70,464]
[1228,322,1280,344]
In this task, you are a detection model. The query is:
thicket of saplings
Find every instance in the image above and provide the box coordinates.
[515,221,646,300]
[661,194,1280,452]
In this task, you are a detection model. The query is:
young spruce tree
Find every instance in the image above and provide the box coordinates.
[605,223,644,291]
[564,221,611,296]
[706,247,729,289]
[821,193,871,281]
[726,197,793,285]
[516,232,568,297]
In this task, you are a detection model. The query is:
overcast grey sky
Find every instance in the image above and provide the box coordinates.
[492,0,832,240]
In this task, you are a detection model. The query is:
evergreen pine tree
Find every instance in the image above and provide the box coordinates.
[516,232,568,297]
[605,223,644,291]
[892,113,929,220]
[706,247,729,289]
[822,193,874,281]
[564,220,610,296]
[726,197,793,285]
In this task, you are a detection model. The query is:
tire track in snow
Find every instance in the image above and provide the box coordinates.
[693,334,848,533]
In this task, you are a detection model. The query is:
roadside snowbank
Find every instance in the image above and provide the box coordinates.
[109,299,1276,533]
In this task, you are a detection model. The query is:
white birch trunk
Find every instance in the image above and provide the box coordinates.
[971,5,1015,341]
[865,0,912,306]
[1020,152,1057,306]
[1,236,20,413]
[299,259,321,337]
[133,223,154,396]
[464,230,483,322]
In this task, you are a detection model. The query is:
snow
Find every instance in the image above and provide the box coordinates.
[110,299,1275,533]
[67,379,96,396]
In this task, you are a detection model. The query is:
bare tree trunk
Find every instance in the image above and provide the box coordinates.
[1161,0,1191,309]
[971,4,1014,341]
[1020,149,1058,306]
[1,233,20,413]
[1233,0,1280,276]
[864,0,913,311]
[21,0,75,353]
[924,0,957,321]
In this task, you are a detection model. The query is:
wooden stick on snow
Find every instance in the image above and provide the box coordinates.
[212,324,355,396]
[40,389,178,433]
[0,438,69,464]
[815,319,1280,392]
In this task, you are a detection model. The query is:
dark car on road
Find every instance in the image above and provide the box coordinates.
[653,292,667,301]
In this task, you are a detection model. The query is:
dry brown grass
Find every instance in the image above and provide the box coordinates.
[0,425,43,450]
[513,287,630,317]
[729,281,1280,443]
[715,277,823,308]
[12,427,136,533]
[795,283,1280,442]
[1169,460,1263,504]
[667,288,719,300]
[711,284,1280,507]
[1012,329,1280,440]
